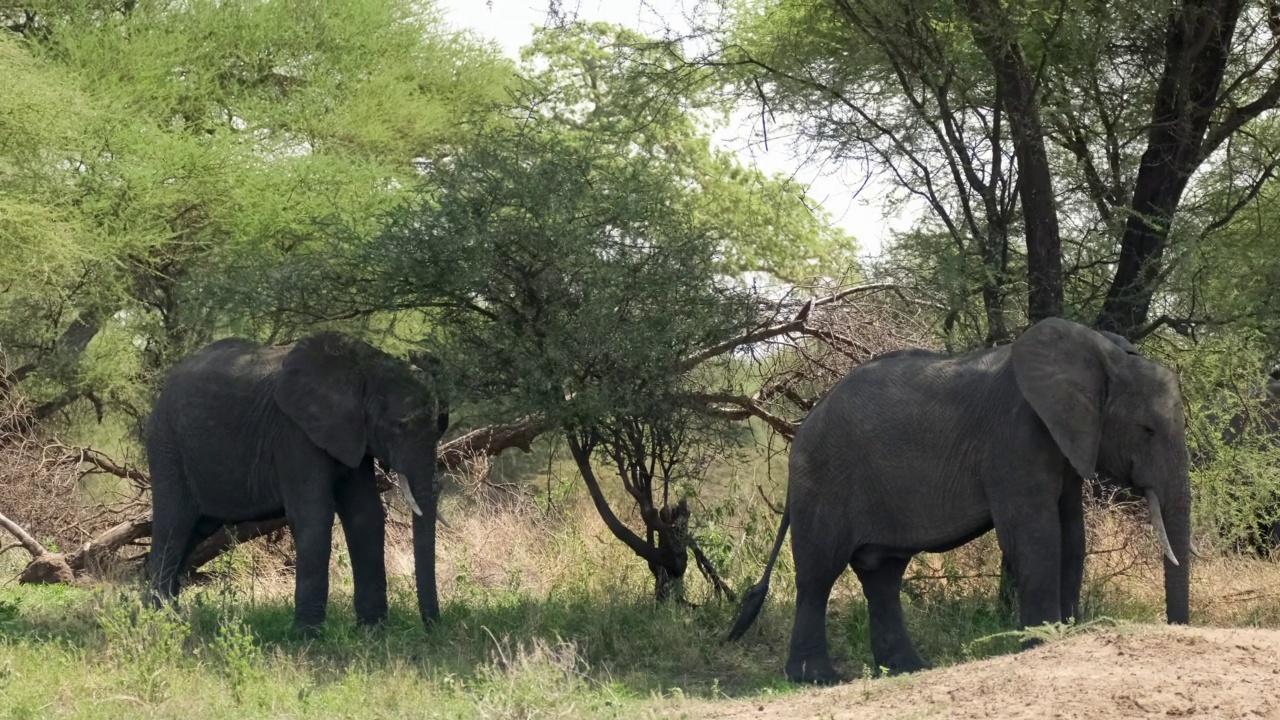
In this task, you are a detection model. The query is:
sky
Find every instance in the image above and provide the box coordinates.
[434,0,913,258]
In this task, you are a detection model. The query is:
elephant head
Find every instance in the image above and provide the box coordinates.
[1012,318,1191,624]
[272,332,450,622]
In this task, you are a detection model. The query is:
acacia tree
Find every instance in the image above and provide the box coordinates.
[0,0,509,434]
[708,0,1280,342]
[255,23,869,600]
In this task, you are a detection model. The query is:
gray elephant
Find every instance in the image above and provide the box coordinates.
[727,318,1190,683]
[145,332,449,632]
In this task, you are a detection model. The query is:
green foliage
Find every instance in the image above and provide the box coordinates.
[210,614,268,704]
[1177,336,1280,550]
[718,0,1280,345]
[1174,153,1280,347]
[519,23,859,285]
[306,122,759,428]
[0,0,510,435]
[98,603,194,702]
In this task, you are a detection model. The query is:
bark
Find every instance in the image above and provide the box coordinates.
[435,416,548,469]
[0,511,76,585]
[646,501,691,602]
[954,0,1063,322]
[1096,0,1252,337]
[568,435,709,602]
[0,511,47,559]
[185,520,289,569]
[566,435,663,564]
[64,513,153,573]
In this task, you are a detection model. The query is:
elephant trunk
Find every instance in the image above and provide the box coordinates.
[1157,467,1192,625]
[409,473,441,624]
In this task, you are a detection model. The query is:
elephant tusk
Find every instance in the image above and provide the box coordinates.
[396,472,424,516]
[1145,489,1179,566]
[1190,541,1205,560]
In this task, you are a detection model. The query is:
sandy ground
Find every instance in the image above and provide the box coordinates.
[674,626,1280,719]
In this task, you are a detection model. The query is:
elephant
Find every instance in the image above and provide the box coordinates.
[726,318,1191,684]
[144,332,449,632]
[995,328,1146,607]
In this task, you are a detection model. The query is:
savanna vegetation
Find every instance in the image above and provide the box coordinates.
[2,0,1280,717]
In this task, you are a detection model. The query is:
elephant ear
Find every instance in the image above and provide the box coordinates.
[274,333,368,468]
[1011,318,1119,479]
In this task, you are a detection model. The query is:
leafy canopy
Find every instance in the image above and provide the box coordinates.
[0,0,510,432]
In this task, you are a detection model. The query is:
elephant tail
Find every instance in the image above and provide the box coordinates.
[725,500,790,642]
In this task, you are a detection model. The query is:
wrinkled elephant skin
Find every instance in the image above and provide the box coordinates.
[145,332,449,632]
[727,318,1192,684]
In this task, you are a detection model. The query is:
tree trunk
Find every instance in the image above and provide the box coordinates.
[954,0,1063,323]
[1096,0,1246,337]
[648,501,690,603]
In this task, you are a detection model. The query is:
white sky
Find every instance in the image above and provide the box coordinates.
[435,0,912,257]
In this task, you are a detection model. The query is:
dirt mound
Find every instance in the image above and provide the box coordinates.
[682,626,1280,719]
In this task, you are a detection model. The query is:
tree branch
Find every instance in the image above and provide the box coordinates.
[0,511,49,559]
[677,283,904,370]
[684,392,799,440]
[436,415,549,470]
[566,434,663,564]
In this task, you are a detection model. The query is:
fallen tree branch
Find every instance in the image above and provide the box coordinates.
[186,519,290,569]
[8,415,555,584]
[0,510,48,558]
[0,510,75,584]
[64,513,152,573]
[436,415,548,470]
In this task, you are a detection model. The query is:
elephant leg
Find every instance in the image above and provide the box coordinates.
[853,555,929,675]
[177,516,225,586]
[286,488,337,634]
[1058,475,1086,623]
[335,465,388,626]
[997,553,1018,618]
[784,545,846,685]
[993,505,1063,636]
[148,477,202,607]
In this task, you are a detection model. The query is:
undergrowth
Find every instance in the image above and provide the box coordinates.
[1,481,1278,719]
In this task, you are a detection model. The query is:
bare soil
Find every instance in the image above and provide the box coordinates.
[677,626,1280,719]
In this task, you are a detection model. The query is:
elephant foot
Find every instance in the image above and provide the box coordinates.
[356,611,388,628]
[293,615,325,639]
[785,656,846,685]
[873,653,931,676]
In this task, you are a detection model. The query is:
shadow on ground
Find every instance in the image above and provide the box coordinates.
[0,577,1030,700]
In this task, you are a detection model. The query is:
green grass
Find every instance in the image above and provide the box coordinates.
[0,565,1151,719]
[1,490,1272,718]
[0,579,794,719]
